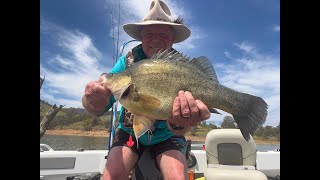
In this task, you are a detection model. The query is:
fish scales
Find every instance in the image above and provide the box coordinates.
[128,59,216,117]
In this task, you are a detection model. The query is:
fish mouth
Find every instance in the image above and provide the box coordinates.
[113,84,131,101]
[121,87,130,99]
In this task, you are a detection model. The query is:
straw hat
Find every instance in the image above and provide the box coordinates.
[123,0,191,43]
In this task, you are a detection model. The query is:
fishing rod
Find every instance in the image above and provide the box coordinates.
[119,40,139,56]
[107,0,139,153]
[107,0,136,152]
[107,0,120,152]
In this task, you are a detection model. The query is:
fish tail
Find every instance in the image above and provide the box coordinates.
[232,94,268,141]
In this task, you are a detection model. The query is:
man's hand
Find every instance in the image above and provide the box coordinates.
[82,75,112,116]
[168,91,211,128]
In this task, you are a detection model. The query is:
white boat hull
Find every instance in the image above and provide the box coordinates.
[40,148,279,179]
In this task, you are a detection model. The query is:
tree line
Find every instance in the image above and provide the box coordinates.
[199,116,280,140]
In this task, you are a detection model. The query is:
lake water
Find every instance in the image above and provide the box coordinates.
[40,134,280,151]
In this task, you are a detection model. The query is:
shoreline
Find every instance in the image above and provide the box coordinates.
[44,129,279,145]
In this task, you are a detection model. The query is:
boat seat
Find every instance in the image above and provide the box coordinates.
[204,129,267,180]
[132,147,163,180]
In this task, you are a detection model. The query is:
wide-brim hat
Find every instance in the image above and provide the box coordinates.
[123,0,191,43]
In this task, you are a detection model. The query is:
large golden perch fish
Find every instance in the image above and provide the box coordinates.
[102,51,268,143]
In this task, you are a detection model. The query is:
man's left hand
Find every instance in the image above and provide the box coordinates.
[168,90,211,128]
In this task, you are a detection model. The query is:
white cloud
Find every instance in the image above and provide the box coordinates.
[224,51,233,59]
[207,41,280,127]
[40,20,110,108]
[272,25,280,32]
[234,41,255,53]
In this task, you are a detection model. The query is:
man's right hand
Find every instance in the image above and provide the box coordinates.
[82,75,112,116]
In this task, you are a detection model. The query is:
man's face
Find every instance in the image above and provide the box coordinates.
[140,24,174,58]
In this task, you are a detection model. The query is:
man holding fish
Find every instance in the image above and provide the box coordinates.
[82,0,267,180]
[83,1,209,179]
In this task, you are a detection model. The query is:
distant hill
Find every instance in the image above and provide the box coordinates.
[40,99,119,130]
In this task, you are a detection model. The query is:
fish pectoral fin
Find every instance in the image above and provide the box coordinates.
[133,115,156,139]
[113,83,131,101]
[138,94,161,112]
[209,108,221,114]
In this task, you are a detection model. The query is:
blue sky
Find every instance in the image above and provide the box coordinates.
[40,0,280,127]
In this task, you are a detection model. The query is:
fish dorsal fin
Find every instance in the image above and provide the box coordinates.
[189,56,219,83]
[151,49,190,62]
[151,49,219,83]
